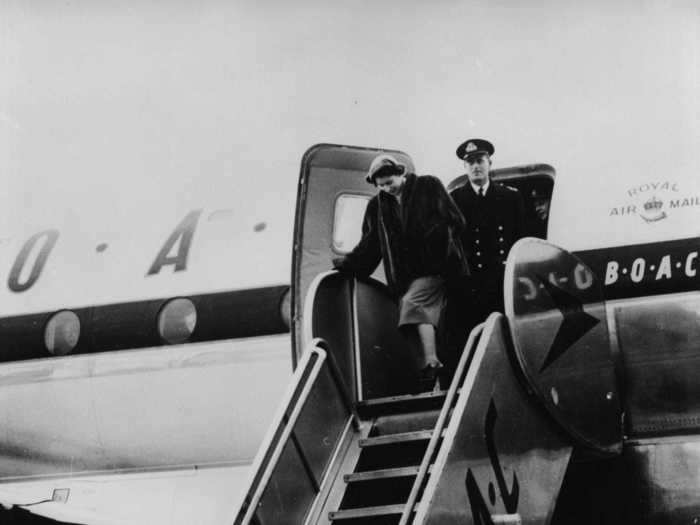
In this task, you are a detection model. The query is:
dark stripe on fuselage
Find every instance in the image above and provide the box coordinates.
[0,286,290,362]
[575,237,699,301]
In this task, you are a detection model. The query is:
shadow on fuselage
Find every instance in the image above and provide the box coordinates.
[0,507,79,525]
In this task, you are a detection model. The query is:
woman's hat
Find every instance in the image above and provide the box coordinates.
[366,154,407,183]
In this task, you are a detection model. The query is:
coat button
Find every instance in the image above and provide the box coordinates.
[499,249,504,255]
[476,252,481,256]
[478,263,483,269]
[475,227,480,232]
[499,237,504,242]
[475,240,480,244]
[498,226,503,231]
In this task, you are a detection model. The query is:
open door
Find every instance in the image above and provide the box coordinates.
[448,163,555,239]
[291,144,415,368]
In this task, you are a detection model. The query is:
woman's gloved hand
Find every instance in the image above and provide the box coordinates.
[332,256,348,270]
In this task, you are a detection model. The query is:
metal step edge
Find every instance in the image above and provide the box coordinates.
[329,503,406,520]
[359,430,432,447]
[357,391,446,408]
[344,466,419,482]
[359,429,444,447]
[344,465,434,483]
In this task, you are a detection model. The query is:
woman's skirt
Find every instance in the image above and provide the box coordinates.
[398,275,446,328]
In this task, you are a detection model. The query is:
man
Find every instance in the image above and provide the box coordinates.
[448,138,526,339]
[333,154,467,391]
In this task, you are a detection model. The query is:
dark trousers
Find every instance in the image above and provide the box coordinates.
[438,270,504,385]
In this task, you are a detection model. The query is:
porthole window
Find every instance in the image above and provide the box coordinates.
[158,298,197,344]
[279,287,291,330]
[45,310,81,356]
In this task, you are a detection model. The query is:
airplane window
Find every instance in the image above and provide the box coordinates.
[157,298,197,344]
[333,194,370,254]
[279,287,292,329]
[44,310,80,356]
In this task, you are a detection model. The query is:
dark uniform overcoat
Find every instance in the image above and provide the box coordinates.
[450,180,526,282]
[444,180,526,369]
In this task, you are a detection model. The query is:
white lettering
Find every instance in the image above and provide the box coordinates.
[655,255,672,280]
[518,277,538,301]
[686,252,698,277]
[631,258,645,283]
[605,261,619,285]
[574,263,594,290]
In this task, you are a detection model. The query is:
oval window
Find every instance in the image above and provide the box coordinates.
[158,298,197,344]
[45,310,81,356]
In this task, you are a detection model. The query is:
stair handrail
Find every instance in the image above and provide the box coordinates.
[398,324,485,525]
[235,338,328,524]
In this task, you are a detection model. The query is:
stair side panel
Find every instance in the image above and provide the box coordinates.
[417,314,573,525]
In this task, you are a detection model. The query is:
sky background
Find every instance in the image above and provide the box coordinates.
[0,0,698,255]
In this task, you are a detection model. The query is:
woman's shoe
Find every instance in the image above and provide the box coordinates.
[418,362,443,393]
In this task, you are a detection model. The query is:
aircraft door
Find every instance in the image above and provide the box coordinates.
[292,144,415,371]
[448,163,555,239]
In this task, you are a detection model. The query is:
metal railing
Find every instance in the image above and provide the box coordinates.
[398,324,485,525]
[234,338,357,525]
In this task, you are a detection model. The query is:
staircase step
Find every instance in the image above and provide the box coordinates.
[357,391,447,418]
[329,504,405,520]
[370,410,441,437]
[329,516,401,525]
[354,438,429,472]
[338,476,414,510]
[345,465,433,483]
[345,466,419,483]
[359,430,433,447]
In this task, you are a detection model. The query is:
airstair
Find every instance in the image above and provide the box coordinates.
[325,389,450,524]
[254,145,624,523]
[233,324,480,525]
[235,237,622,524]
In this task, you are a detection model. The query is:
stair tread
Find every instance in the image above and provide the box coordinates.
[359,430,434,447]
[345,466,418,482]
[345,464,433,482]
[358,390,446,408]
[329,504,406,520]
[356,391,448,418]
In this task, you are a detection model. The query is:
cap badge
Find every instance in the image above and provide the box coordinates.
[466,142,477,152]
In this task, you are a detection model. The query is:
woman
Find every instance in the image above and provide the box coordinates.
[333,154,469,391]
